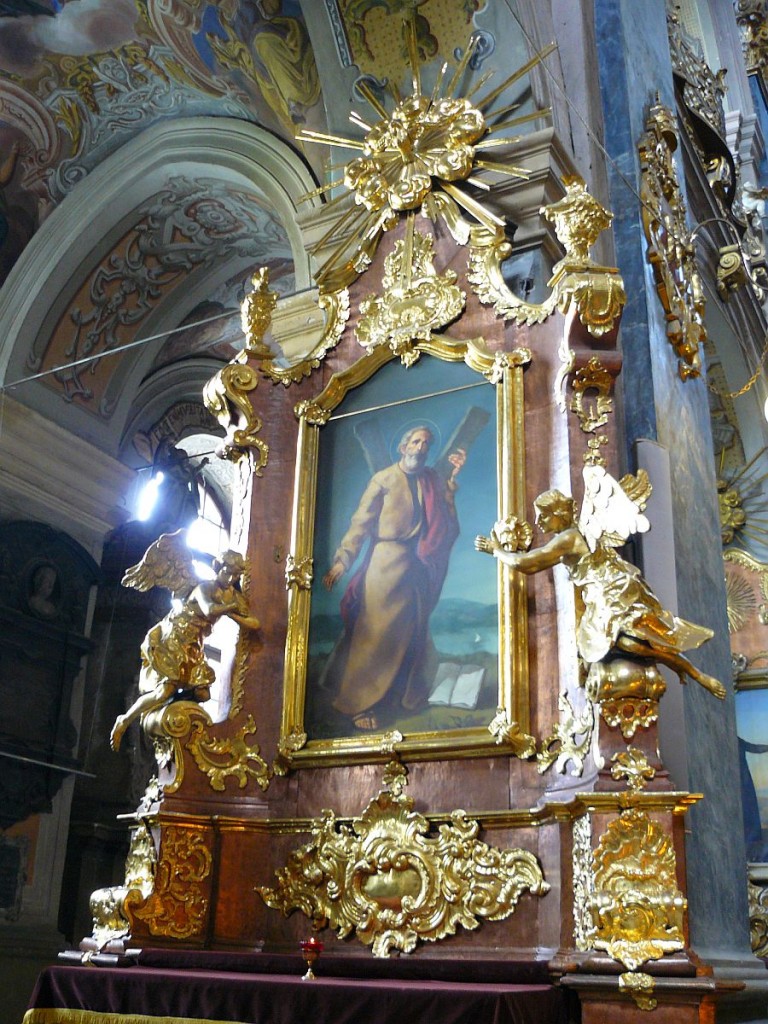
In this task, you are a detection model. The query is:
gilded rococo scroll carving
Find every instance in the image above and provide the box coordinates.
[127,825,213,940]
[85,821,156,950]
[258,761,548,956]
[468,177,626,341]
[639,101,706,380]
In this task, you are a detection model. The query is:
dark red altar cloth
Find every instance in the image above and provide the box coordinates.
[25,955,570,1024]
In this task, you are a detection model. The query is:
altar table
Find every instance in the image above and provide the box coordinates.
[24,950,572,1024]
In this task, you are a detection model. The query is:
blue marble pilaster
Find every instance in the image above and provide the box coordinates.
[595,0,752,961]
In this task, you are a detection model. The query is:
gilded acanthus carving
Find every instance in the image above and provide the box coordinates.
[86,821,156,950]
[186,713,271,793]
[487,707,537,758]
[537,693,594,776]
[260,288,350,386]
[639,101,706,379]
[356,226,465,366]
[468,178,626,340]
[127,826,212,940]
[258,762,548,956]
[203,359,269,470]
[570,357,614,434]
[586,806,686,971]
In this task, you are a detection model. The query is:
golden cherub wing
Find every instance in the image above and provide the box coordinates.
[122,530,198,598]
[618,468,652,512]
[578,465,651,552]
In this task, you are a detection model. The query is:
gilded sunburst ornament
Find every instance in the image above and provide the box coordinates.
[296,20,553,290]
[725,568,756,633]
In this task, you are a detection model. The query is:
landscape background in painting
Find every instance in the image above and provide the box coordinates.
[736,688,768,861]
[305,356,500,739]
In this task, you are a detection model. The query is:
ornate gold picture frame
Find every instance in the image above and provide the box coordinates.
[280,336,532,767]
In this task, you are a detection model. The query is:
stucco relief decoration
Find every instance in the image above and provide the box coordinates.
[33,178,290,408]
[339,0,491,88]
[0,1,326,285]
[639,101,707,380]
[258,761,548,956]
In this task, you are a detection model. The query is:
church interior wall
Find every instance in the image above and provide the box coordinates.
[1,2,768,1021]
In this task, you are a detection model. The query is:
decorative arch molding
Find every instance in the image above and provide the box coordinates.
[0,117,318,393]
[118,358,224,467]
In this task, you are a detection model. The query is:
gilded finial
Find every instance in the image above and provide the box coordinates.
[241,267,278,358]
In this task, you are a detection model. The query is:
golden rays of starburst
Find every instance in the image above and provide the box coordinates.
[726,569,756,633]
[296,18,555,292]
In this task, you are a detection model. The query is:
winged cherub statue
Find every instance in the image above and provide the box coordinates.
[475,466,726,700]
[110,532,261,751]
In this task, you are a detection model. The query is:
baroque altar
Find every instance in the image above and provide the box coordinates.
[35,30,737,1024]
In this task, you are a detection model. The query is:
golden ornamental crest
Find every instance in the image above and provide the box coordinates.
[258,762,548,956]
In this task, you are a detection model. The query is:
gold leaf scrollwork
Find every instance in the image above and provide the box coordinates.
[572,814,594,951]
[146,701,211,794]
[257,761,549,956]
[570,357,614,434]
[261,288,350,386]
[285,554,313,590]
[467,179,625,339]
[356,229,465,365]
[467,227,557,325]
[619,972,657,1012]
[203,361,269,471]
[639,101,706,380]
[717,244,749,300]
[273,726,308,775]
[487,707,537,757]
[186,713,271,793]
[294,399,332,426]
[586,808,686,971]
[87,821,156,949]
[537,693,594,776]
[127,826,212,940]
[611,749,656,792]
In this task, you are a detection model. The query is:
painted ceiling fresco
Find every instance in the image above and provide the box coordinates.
[0,0,324,285]
[35,177,292,411]
[0,0,522,449]
[339,0,487,85]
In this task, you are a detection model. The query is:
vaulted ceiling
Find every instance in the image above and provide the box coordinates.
[0,0,554,476]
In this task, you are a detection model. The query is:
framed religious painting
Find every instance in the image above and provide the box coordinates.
[280,337,532,766]
[726,549,768,861]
